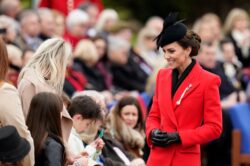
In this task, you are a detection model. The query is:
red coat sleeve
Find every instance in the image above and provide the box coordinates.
[146,70,162,147]
[179,76,222,147]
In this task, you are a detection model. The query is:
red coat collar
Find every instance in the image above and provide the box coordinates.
[161,62,203,126]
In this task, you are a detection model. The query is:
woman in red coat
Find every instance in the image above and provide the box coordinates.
[146,13,222,166]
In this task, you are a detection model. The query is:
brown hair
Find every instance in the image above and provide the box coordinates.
[68,95,101,120]
[107,96,145,155]
[115,96,144,131]
[177,30,201,56]
[0,37,8,80]
[26,92,65,164]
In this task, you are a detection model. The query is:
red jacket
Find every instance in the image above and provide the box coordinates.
[146,63,222,166]
[39,0,103,16]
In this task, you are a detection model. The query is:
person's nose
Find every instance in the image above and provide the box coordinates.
[128,114,134,121]
[164,52,170,59]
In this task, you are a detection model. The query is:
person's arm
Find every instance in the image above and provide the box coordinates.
[1,85,34,166]
[179,76,222,147]
[145,70,162,147]
[18,81,36,119]
[44,138,64,166]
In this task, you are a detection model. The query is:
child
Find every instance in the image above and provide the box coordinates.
[68,95,104,165]
[26,92,67,166]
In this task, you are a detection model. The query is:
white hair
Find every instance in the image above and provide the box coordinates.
[0,15,19,33]
[146,16,163,27]
[108,36,130,53]
[66,9,89,30]
[19,38,72,94]
[19,10,38,26]
[95,9,119,32]
[37,7,53,20]
[72,90,105,104]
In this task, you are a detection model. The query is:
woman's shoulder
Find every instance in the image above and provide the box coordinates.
[0,83,20,102]
[200,68,221,84]
[0,82,17,93]
[44,136,64,152]
[157,68,172,76]
[0,83,20,105]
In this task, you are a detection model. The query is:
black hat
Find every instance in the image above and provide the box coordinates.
[155,13,187,48]
[0,125,30,163]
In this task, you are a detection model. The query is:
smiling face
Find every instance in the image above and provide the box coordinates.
[162,42,191,72]
[120,105,139,129]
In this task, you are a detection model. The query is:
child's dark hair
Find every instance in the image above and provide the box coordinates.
[68,95,102,120]
[219,38,233,50]
[26,92,65,163]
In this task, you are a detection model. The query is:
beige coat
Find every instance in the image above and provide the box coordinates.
[17,68,72,141]
[0,83,34,166]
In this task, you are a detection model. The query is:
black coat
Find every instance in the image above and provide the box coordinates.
[73,58,106,91]
[110,51,149,92]
[35,137,64,166]
[101,133,133,166]
[228,33,250,67]
[213,61,241,99]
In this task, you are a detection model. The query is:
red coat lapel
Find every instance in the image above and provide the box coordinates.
[172,63,202,110]
[161,70,178,127]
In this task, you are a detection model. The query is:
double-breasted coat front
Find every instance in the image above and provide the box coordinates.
[146,62,222,166]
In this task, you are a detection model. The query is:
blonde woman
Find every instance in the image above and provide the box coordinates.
[134,27,165,73]
[73,39,106,91]
[95,9,119,34]
[18,38,73,145]
[224,8,250,67]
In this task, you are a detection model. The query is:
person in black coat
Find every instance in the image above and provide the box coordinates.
[107,37,149,92]
[73,39,107,91]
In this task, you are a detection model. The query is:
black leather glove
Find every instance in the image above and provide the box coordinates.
[151,129,181,147]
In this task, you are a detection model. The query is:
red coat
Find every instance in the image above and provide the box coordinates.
[146,63,222,166]
[39,0,103,16]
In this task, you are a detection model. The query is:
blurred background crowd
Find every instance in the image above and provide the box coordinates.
[0,0,250,166]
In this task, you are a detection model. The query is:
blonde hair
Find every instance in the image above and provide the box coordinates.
[66,9,89,31]
[19,38,72,94]
[224,8,249,34]
[95,9,119,32]
[135,27,158,51]
[74,39,99,65]
[6,44,23,67]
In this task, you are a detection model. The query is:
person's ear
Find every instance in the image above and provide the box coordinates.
[73,114,82,120]
[185,47,192,57]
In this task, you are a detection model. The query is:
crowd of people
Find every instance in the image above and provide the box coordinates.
[0,0,250,165]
